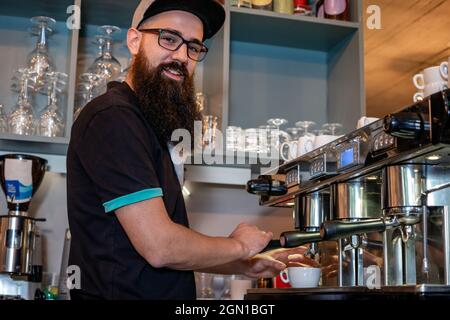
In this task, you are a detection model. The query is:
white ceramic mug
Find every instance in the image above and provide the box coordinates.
[280,141,298,161]
[440,59,448,82]
[280,267,321,288]
[413,92,424,103]
[298,135,315,156]
[357,116,379,129]
[413,66,447,90]
[313,134,337,149]
[423,82,448,97]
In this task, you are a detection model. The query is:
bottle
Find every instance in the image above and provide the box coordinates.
[251,0,273,10]
[273,0,294,14]
[293,0,311,15]
[315,0,325,18]
[324,0,350,21]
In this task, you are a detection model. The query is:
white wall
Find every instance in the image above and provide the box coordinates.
[0,174,293,278]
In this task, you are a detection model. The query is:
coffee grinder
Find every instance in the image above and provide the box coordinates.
[0,154,47,299]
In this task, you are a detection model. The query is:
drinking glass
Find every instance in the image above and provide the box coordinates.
[322,123,343,136]
[226,126,243,152]
[267,118,289,154]
[73,73,103,120]
[0,104,8,133]
[8,68,36,135]
[27,16,56,90]
[244,128,259,153]
[202,115,218,151]
[38,71,67,137]
[286,127,303,140]
[88,26,122,82]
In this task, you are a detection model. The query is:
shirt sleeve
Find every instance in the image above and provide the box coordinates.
[75,105,162,213]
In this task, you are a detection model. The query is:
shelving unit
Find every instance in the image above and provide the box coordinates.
[0,0,365,175]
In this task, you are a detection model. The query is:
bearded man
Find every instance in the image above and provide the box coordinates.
[67,0,315,300]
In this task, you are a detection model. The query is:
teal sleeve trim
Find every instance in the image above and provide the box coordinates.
[103,188,163,213]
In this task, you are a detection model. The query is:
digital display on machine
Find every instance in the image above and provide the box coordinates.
[340,147,355,168]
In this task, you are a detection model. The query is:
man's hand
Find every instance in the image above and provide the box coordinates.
[242,246,320,279]
[229,223,273,259]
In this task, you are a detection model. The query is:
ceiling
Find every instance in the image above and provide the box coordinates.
[363,0,450,117]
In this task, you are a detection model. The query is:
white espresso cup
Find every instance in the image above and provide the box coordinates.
[440,59,448,83]
[313,134,337,149]
[413,92,424,103]
[297,135,315,156]
[413,66,447,90]
[357,116,379,129]
[280,141,298,161]
[423,81,448,97]
[280,267,321,288]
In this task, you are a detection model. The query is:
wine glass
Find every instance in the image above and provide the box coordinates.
[322,123,343,136]
[73,73,103,120]
[267,118,289,155]
[295,121,316,137]
[39,71,67,137]
[286,127,304,140]
[88,25,122,82]
[27,16,56,90]
[0,104,8,133]
[8,68,36,135]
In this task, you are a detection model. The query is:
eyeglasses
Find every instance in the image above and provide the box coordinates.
[138,28,209,62]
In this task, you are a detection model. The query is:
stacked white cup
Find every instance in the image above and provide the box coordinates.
[413,64,448,101]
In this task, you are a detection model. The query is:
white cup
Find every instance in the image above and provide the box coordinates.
[413,66,447,90]
[298,135,315,156]
[423,81,448,97]
[440,59,448,82]
[280,267,321,288]
[413,92,424,103]
[357,116,379,129]
[280,141,298,161]
[313,134,337,149]
[230,279,252,300]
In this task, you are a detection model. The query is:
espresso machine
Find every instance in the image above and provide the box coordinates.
[0,154,47,300]
[246,89,450,299]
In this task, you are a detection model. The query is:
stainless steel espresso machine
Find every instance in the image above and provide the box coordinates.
[0,154,47,300]
[246,89,450,299]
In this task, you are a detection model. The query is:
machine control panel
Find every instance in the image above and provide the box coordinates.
[373,132,396,152]
[337,139,361,171]
[285,166,300,188]
[310,154,336,179]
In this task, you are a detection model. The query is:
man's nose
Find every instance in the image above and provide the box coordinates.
[171,43,189,65]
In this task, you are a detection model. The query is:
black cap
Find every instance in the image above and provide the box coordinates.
[135,0,225,40]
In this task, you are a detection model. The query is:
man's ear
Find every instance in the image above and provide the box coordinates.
[127,28,142,56]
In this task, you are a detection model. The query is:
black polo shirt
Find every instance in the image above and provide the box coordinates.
[67,81,195,300]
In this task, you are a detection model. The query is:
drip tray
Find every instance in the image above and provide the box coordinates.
[245,285,450,300]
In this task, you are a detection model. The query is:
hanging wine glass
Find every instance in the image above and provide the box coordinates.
[322,123,343,136]
[39,71,67,137]
[8,68,36,136]
[295,121,316,136]
[88,25,122,83]
[0,104,8,133]
[27,16,56,90]
[73,73,103,121]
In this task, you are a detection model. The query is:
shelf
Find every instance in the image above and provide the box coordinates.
[230,7,359,51]
[0,133,69,155]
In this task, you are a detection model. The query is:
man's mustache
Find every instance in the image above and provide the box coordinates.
[158,61,188,79]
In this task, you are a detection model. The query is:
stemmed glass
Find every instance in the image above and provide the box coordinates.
[8,68,36,135]
[295,121,316,136]
[88,25,122,82]
[27,16,56,90]
[286,127,304,141]
[267,118,289,154]
[38,71,67,137]
[73,73,103,120]
[322,123,343,136]
[0,104,8,133]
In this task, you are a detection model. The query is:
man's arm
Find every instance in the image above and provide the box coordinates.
[115,197,272,270]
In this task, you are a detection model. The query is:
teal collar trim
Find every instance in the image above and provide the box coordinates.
[103,188,163,213]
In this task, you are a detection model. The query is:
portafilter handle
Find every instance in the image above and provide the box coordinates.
[279,231,323,248]
[320,219,387,241]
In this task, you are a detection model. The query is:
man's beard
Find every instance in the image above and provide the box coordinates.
[130,49,201,147]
